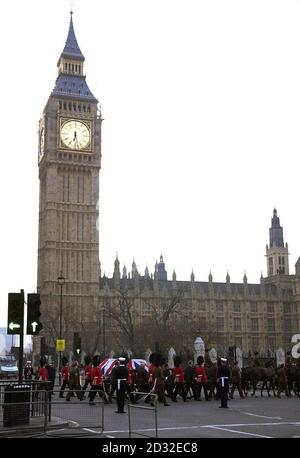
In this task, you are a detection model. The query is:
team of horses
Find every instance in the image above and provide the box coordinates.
[206,361,300,398]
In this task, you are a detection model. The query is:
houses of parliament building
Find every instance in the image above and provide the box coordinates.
[36,13,300,356]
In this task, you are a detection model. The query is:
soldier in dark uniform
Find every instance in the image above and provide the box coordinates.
[184,360,197,400]
[114,357,128,413]
[253,352,261,367]
[217,358,230,408]
[277,364,290,398]
[230,361,244,399]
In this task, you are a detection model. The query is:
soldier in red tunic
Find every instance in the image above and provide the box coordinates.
[172,356,186,402]
[59,357,70,398]
[195,357,209,401]
[89,355,107,405]
[82,355,93,397]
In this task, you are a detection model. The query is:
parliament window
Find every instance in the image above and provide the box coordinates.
[267,303,274,313]
[197,303,206,312]
[251,318,258,332]
[233,318,241,331]
[267,319,275,332]
[233,303,241,313]
[250,302,258,313]
[284,319,292,332]
[216,317,224,331]
[283,303,291,314]
[252,337,259,351]
[216,303,223,312]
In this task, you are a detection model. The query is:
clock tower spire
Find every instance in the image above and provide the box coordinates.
[37,12,102,351]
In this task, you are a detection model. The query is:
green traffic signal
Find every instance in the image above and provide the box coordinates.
[7,293,23,335]
[73,332,81,355]
[27,293,43,335]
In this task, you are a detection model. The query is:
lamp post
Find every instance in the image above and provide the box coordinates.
[57,272,65,385]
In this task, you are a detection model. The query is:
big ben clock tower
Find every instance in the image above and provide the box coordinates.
[37,12,101,350]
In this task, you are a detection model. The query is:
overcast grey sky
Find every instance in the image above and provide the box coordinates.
[1,0,300,327]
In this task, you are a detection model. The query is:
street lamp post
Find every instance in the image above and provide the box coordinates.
[57,272,65,385]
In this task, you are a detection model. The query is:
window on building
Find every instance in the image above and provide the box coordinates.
[268,257,273,275]
[267,336,276,351]
[283,303,291,314]
[233,303,241,313]
[216,303,223,312]
[268,318,275,332]
[267,303,274,313]
[216,317,224,332]
[251,318,259,332]
[252,337,259,351]
[233,318,241,331]
[197,303,206,312]
[284,318,292,332]
[250,302,258,313]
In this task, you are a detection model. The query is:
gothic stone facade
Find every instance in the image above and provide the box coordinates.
[37,14,101,348]
[99,211,300,355]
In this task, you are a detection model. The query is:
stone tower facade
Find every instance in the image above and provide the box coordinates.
[266,208,289,276]
[37,13,101,349]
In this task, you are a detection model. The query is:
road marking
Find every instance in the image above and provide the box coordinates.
[241,412,282,420]
[205,422,300,427]
[83,428,102,434]
[204,425,272,438]
[103,421,300,435]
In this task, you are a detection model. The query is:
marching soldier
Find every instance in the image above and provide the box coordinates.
[184,360,197,400]
[217,358,230,408]
[172,356,186,402]
[277,364,290,398]
[59,357,69,398]
[82,355,93,397]
[253,352,261,367]
[66,361,83,401]
[195,359,209,401]
[229,361,244,399]
[113,357,128,413]
[89,355,106,405]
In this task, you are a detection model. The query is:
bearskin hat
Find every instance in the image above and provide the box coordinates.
[92,355,100,366]
[40,356,47,367]
[61,356,68,366]
[197,355,204,365]
[84,355,92,365]
[173,355,182,367]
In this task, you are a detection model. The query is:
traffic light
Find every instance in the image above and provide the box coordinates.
[27,293,43,335]
[73,332,81,356]
[7,293,24,335]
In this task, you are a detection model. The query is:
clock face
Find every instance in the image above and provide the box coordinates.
[60,119,91,150]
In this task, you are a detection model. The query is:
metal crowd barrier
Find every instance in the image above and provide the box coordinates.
[128,392,158,438]
[45,389,105,437]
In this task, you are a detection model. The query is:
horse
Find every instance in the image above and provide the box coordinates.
[286,365,300,397]
[241,362,276,397]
